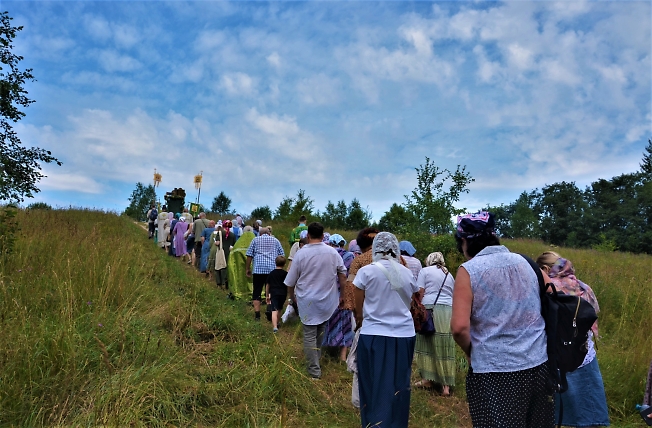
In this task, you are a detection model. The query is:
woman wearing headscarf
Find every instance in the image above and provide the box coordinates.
[353,232,420,428]
[173,216,189,261]
[322,234,355,361]
[157,205,169,249]
[168,213,179,256]
[451,212,553,428]
[536,252,609,427]
[227,225,255,300]
[199,220,216,274]
[413,252,456,396]
[214,220,237,288]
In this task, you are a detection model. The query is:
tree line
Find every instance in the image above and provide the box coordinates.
[485,140,652,254]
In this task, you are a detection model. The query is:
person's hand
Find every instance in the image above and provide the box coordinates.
[246,269,252,278]
[266,295,271,305]
[354,316,363,331]
[339,296,345,309]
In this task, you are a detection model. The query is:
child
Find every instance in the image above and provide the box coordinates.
[266,255,288,333]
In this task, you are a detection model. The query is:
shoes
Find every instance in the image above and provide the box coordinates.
[273,328,278,333]
[414,380,434,389]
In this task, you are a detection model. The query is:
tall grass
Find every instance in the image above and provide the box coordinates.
[2,211,648,426]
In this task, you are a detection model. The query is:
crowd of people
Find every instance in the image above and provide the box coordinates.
[143,205,650,428]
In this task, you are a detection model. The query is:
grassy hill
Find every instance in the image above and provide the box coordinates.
[0,209,649,426]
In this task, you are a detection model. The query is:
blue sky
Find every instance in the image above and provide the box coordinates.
[7,1,651,220]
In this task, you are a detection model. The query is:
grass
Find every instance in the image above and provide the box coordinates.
[0,210,649,426]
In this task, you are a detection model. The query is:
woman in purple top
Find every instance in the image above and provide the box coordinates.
[173,216,189,261]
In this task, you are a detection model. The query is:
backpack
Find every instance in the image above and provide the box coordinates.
[521,255,598,394]
[149,208,158,221]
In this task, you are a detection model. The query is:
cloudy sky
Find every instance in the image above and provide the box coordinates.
[7,1,651,220]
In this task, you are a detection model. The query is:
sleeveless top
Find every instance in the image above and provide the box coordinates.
[461,245,547,373]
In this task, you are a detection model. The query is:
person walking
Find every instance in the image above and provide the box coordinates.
[451,211,554,428]
[246,227,285,321]
[285,222,347,379]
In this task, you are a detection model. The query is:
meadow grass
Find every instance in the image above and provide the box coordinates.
[0,210,648,426]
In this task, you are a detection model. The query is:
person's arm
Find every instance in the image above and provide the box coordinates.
[266,282,271,305]
[337,272,347,308]
[451,266,473,360]
[246,255,253,277]
[354,287,365,330]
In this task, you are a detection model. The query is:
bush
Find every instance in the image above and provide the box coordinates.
[27,202,52,210]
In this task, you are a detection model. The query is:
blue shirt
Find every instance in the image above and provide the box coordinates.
[461,245,547,373]
[246,235,285,274]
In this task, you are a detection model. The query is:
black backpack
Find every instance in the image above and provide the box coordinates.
[521,254,598,394]
[149,208,158,221]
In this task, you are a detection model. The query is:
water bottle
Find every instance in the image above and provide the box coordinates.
[636,404,652,426]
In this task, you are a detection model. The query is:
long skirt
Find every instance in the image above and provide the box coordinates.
[466,362,554,428]
[322,309,353,347]
[357,334,415,428]
[415,304,456,386]
[200,241,211,272]
[645,359,652,406]
[555,357,610,426]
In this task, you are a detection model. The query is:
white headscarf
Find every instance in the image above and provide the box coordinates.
[372,232,404,290]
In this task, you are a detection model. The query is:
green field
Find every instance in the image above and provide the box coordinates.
[0,209,649,426]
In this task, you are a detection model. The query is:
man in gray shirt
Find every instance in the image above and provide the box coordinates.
[285,222,347,379]
[192,212,209,268]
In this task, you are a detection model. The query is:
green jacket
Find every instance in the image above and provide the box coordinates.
[289,224,308,245]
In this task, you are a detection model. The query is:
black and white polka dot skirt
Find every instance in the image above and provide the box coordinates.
[466,362,555,428]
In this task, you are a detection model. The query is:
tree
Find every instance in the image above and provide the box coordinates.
[378,203,416,234]
[274,196,294,221]
[641,139,652,181]
[404,157,474,234]
[124,182,156,221]
[250,205,272,221]
[273,189,315,222]
[210,191,231,215]
[346,199,372,230]
[533,182,589,247]
[0,11,60,202]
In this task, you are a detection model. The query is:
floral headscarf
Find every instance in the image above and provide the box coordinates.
[322,232,331,243]
[372,232,403,290]
[548,257,600,336]
[456,211,495,239]
[425,252,448,274]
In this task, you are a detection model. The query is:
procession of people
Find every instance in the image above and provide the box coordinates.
[142,207,626,428]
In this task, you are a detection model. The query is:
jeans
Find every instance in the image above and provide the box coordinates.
[303,321,327,378]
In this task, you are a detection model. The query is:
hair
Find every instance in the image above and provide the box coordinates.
[208,220,216,227]
[456,232,501,258]
[162,205,167,211]
[243,225,253,233]
[259,227,269,235]
[299,215,307,222]
[275,255,286,267]
[338,240,345,248]
[307,222,324,239]
[267,225,273,235]
[536,251,561,270]
[356,227,379,251]
[299,237,310,247]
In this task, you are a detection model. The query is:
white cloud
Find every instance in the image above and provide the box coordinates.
[267,52,281,68]
[296,74,340,105]
[97,50,142,72]
[39,170,104,194]
[219,72,256,96]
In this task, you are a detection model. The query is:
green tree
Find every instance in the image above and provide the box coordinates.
[124,182,156,221]
[533,181,589,247]
[346,199,372,230]
[0,11,60,202]
[210,191,232,215]
[274,189,315,222]
[250,205,272,221]
[274,196,294,221]
[378,203,416,234]
[641,138,652,181]
[405,157,474,234]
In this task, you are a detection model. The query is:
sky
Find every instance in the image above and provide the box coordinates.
[6,1,651,221]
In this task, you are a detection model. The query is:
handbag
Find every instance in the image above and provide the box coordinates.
[420,272,449,335]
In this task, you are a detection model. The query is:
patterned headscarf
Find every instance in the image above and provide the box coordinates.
[322,232,331,243]
[399,241,417,256]
[372,232,403,290]
[548,257,600,336]
[425,252,448,274]
[456,211,495,239]
[223,220,232,238]
[299,230,308,239]
[329,234,346,247]
[179,216,186,222]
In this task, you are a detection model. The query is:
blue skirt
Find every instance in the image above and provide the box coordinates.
[555,357,610,426]
[357,334,416,428]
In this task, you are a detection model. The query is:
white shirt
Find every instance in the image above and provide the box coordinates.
[284,242,346,326]
[288,242,300,260]
[416,266,455,306]
[353,260,418,337]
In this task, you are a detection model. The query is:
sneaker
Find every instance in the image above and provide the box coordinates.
[273,328,278,333]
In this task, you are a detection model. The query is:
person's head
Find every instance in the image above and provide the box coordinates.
[356,227,380,252]
[298,215,307,224]
[299,236,310,248]
[183,207,189,213]
[322,232,331,244]
[151,203,156,209]
[199,212,206,219]
[275,255,286,268]
[243,225,253,233]
[208,220,216,227]
[162,205,167,211]
[217,220,223,229]
[223,220,232,229]
[536,251,563,275]
[299,230,308,240]
[179,216,186,223]
[399,241,417,257]
[307,222,324,240]
[455,211,500,259]
[371,232,400,262]
[329,234,346,248]
[175,213,180,219]
[260,227,270,235]
[267,225,273,235]
[425,252,449,274]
